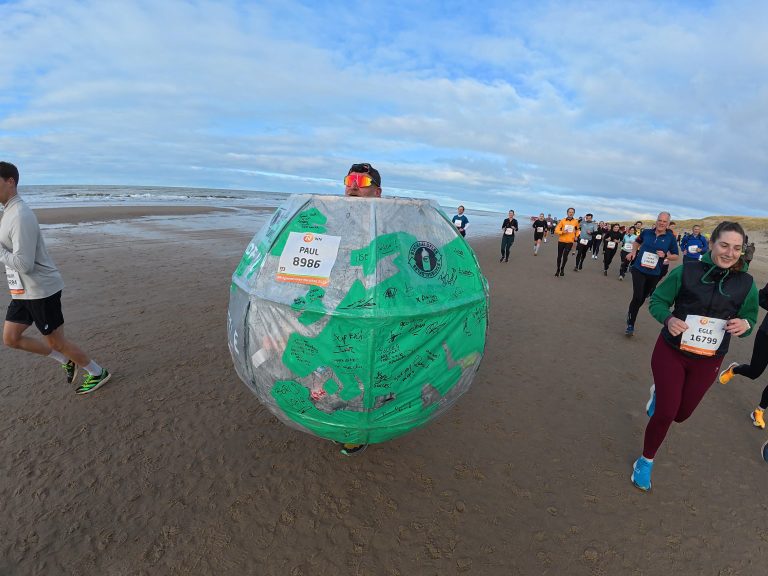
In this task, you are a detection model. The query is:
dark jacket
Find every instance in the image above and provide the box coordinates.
[649,253,758,357]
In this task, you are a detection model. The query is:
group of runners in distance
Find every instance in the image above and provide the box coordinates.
[490,204,768,490]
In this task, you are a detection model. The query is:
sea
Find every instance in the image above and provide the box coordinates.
[17,185,505,238]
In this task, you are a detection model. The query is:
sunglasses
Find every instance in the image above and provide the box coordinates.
[344,173,376,188]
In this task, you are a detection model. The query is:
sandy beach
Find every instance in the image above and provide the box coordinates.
[2,207,768,575]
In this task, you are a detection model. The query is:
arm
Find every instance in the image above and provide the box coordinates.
[0,210,38,274]
[649,264,683,324]
[730,282,759,338]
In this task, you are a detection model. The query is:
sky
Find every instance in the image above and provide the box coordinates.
[1,0,767,220]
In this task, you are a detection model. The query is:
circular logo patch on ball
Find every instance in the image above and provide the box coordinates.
[408,241,442,278]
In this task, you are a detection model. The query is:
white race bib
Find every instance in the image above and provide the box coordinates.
[504,228,514,235]
[536,227,544,233]
[579,238,589,245]
[453,219,462,227]
[623,242,633,252]
[688,245,699,253]
[5,266,24,295]
[640,251,660,269]
[595,235,602,240]
[277,232,342,287]
[564,225,574,233]
[680,315,727,357]
[607,241,616,249]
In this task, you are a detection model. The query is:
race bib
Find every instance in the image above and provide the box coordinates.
[453,219,462,227]
[536,227,544,233]
[623,242,633,252]
[680,315,727,357]
[640,251,659,269]
[595,235,602,240]
[504,228,514,235]
[564,225,574,233]
[688,245,699,253]
[5,266,24,295]
[277,232,342,287]
[579,238,589,245]
[607,241,616,249]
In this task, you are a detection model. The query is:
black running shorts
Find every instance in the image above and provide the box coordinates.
[5,290,64,336]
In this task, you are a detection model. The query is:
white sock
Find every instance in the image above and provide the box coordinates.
[641,456,653,463]
[84,360,102,376]
[48,350,67,364]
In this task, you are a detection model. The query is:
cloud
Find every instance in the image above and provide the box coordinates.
[0,0,767,219]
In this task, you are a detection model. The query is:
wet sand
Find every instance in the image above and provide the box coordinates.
[1,210,767,575]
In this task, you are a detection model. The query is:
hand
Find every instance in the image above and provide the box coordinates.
[726,318,750,336]
[626,252,635,261]
[666,317,688,337]
[656,250,666,258]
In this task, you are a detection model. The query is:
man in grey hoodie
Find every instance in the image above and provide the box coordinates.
[0,161,111,394]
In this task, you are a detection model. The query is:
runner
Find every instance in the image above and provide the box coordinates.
[680,225,709,262]
[554,208,579,277]
[591,221,606,259]
[624,212,679,336]
[574,213,597,271]
[532,212,547,256]
[631,221,758,491]
[0,161,112,394]
[618,226,638,280]
[719,281,768,429]
[602,223,623,276]
[499,210,518,262]
[452,205,469,237]
[545,214,554,243]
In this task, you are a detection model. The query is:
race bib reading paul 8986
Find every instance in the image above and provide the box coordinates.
[276,232,341,287]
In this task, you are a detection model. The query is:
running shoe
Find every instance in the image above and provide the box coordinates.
[505,258,509,262]
[340,443,368,456]
[619,275,624,281]
[573,266,579,272]
[751,408,765,429]
[603,270,608,276]
[499,257,504,262]
[646,385,656,418]
[718,362,739,385]
[76,369,111,395]
[625,324,634,336]
[631,457,653,491]
[762,440,768,463]
[62,360,78,384]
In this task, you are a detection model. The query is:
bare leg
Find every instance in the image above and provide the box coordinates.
[42,326,91,367]
[3,321,51,356]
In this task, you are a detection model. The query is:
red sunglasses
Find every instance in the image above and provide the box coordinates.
[344,173,376,188]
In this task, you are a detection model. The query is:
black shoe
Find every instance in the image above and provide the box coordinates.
[340,443,368,456]
[500,257,504,262]
[573,267,579,272]
[603,270,608,276]
[505,258,509,262]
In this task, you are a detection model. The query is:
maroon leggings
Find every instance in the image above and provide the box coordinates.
[643,336,724,459]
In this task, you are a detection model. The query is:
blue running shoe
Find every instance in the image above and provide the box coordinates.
[646,385,656,418]
[631,457,653,491]
[762,440,768,463]
[625,324,635,337]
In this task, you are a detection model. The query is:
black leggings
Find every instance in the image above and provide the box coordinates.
[592,239,601,256]
[501,234,515,259]
[619,251,632,276]
[575,241,591,268]
[734,329,768,409]
[556,242,573,272]
[627,267,661,325]
[603,247,618,270]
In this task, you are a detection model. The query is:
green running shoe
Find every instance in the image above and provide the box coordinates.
[62,360,78,384]
[76,369,111,395]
